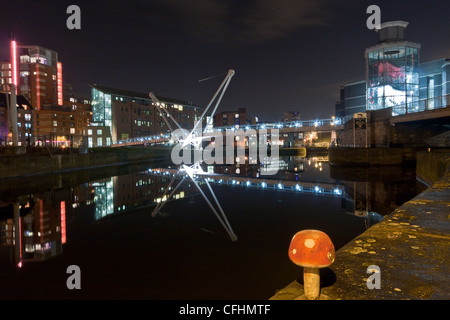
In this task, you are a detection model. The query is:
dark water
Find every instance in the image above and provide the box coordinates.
[0,156,425,299]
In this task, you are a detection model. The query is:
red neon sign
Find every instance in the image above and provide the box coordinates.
[57,62,63,105]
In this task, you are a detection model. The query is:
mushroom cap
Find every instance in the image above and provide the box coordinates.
[288,229,335,268]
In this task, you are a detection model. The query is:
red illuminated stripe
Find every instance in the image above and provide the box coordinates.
[10,41,18,91]
[57,62,63,105]
[36,64,40,110]
[60,201,66,244]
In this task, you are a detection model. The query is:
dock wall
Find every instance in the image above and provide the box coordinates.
[0,147,172,180]
[270,149,450,300]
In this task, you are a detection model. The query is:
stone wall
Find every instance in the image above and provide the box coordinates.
[0,147,171,179]
[337,108,448,148]
[416,149,450,185]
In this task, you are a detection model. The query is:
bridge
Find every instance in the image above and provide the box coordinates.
[110,135,171,147]
[110,117,344,147]
[110,93,449,148]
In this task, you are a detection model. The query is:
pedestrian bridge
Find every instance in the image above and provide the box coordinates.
[110,94,449,148]
[110,117,343,147]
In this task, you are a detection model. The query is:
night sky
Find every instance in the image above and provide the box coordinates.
[1,0,449,122]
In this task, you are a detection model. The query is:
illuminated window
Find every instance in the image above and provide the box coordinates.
[20,55,30,63]
[366,45,419,114]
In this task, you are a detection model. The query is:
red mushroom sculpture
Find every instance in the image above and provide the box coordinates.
[288,229,335,300]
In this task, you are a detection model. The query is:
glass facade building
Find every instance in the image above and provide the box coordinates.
[89,84,202,145]
[335,20,449,118]
[365,21,421,115]
[91,87,112,128]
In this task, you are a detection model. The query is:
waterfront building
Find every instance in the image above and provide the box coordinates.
[63,97,92,138]
[89,84,203,145]
[1,40,90,147]
[34,104,86,147]
[213,107,249,127]
[0,42,62,110]
[335,21,450,118]
[283,111,301,123]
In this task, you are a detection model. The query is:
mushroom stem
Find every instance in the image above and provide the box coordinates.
[303,267,320,300]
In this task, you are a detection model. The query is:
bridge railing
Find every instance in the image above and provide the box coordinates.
[205,117,343,133]
[111,134,171,147]
[392,94,450,116]
[110,117,345,146]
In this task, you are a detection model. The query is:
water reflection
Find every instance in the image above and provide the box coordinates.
[330,164,426,224]
[0,155,423,271]
[0,197,65,267]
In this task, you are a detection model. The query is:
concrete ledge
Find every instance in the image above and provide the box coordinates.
[271,150,450,300]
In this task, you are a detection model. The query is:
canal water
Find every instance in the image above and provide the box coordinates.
[0,156,425,299]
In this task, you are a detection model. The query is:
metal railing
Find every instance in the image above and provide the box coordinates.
[392,94,450,115]
[110,117,344,146]
[205,118,342,133]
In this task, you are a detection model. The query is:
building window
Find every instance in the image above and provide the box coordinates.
[97,129,102,135]
[88,129,92,135]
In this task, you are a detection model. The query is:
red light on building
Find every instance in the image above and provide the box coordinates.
[10,40,18,90]
[57,62,63,106]
[36,64,41,110]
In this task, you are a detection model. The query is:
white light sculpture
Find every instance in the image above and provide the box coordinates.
[149,70,237,241]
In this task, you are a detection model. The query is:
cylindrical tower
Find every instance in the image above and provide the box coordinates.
[365,21,421,114]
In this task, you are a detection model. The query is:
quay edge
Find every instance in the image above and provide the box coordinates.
[270,149,450,300]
